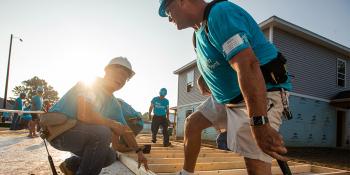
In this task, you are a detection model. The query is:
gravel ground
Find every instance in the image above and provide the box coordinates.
[0,128,134,175]
[286,147,350,171]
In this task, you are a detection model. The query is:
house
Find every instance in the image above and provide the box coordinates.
[173,16,350,148]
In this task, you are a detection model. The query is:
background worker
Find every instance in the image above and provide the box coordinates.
[148,88,171,147]
[42,56,148,175]
[158,0,292,174]
[21,101,34,137]
[30,86,44,136]
[10,92,26,130]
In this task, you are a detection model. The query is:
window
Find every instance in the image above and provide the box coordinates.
[337,59,346,87]
[185,110,193,118]
[186,70,194,92]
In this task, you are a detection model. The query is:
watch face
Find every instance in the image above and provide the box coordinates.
[255,117,263,125]
[251,116,268,126]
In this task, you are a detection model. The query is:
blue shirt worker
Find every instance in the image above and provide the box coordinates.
[158,0,292,174]
[30,86,44,135]
[42,57,149,175]
[10,92,26,130]
[148,88,171,147]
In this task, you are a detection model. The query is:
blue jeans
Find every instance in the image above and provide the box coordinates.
[10,114,21,130]
[50,122,116,175]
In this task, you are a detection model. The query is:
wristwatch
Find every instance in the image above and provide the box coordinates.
[250,116,269,126]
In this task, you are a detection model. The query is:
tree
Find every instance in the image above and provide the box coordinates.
[12,76,59,104]
[142,112,150,121]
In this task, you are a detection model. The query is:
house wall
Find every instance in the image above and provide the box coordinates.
[273,28,350,99]
[280,95,337,147]
[177,66,207,107]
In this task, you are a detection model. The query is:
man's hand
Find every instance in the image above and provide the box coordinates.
[148,114,152,121]
[137,152,149,170]
[251,124,288,161]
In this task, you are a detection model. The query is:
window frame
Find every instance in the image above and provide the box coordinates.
[337,58,346,88]
[186,70,195,92]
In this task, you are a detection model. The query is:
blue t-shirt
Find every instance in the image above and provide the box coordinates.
[2,112,10,119]
[49,78,128,125]
[22,106,32,121]
[117,98,144,128]
[151,97,169,116]
[195,1,292,104]
[31,95,43,111]
[13,97,23,110]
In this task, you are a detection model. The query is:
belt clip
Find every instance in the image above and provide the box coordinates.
[280,89,293,120]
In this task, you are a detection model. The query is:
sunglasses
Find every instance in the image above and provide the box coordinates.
[164,0,176,17]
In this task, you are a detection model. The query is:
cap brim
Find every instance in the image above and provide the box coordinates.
[158,0,167,17]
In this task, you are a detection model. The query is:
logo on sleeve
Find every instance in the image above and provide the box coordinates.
[222,34,245,55]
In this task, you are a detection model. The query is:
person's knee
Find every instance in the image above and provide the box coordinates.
[185,112,210,135]
[93,125,112,143]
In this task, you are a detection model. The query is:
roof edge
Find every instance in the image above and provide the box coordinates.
[173,59,197,74]
[260,16,350,57]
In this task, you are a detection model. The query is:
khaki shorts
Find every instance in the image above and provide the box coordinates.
[226,91,287,163]
[196,96,227,130]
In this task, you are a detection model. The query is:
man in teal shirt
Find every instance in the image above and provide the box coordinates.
[45,57,148,175]
[30,86,44,136]
[148,88,171,146]
[10,93,26,130]
[158,0,291,174]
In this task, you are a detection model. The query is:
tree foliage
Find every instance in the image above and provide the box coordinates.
[142,112,150,121]
[12,76,59,104]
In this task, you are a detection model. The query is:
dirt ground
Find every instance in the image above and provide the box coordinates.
[199,138,350,172]
[0,128,134,175]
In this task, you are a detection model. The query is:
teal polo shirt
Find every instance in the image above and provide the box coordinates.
[195,1,292,104]
[151,97,169,116]
[49,78,127,125]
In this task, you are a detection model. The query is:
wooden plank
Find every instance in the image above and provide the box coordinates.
[310,165,349,174]
[147,149,231,154]
[126,152,239,158]
[149,146,215,151]
[144,157,245,164]
[124,135,348,175]
[148,161,299,173]
[117,152,156,175]
[0,109,44,114]
[158,164,312,175]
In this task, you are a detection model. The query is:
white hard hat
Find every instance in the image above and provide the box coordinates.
[105,56,135,79]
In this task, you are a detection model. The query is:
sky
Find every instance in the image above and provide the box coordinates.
[0,0,349,113]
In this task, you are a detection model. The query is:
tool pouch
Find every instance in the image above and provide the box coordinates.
[40,112,77,142]
[260,52,288,85]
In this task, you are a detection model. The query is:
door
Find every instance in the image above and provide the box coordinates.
[336,111,345,147]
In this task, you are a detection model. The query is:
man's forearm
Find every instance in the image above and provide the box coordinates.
[230,49,268,118]
[121,130,140,150]
[237,63,267,117]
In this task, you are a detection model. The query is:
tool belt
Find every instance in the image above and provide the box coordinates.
[39,112,77,142]
[260,52,288,85]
